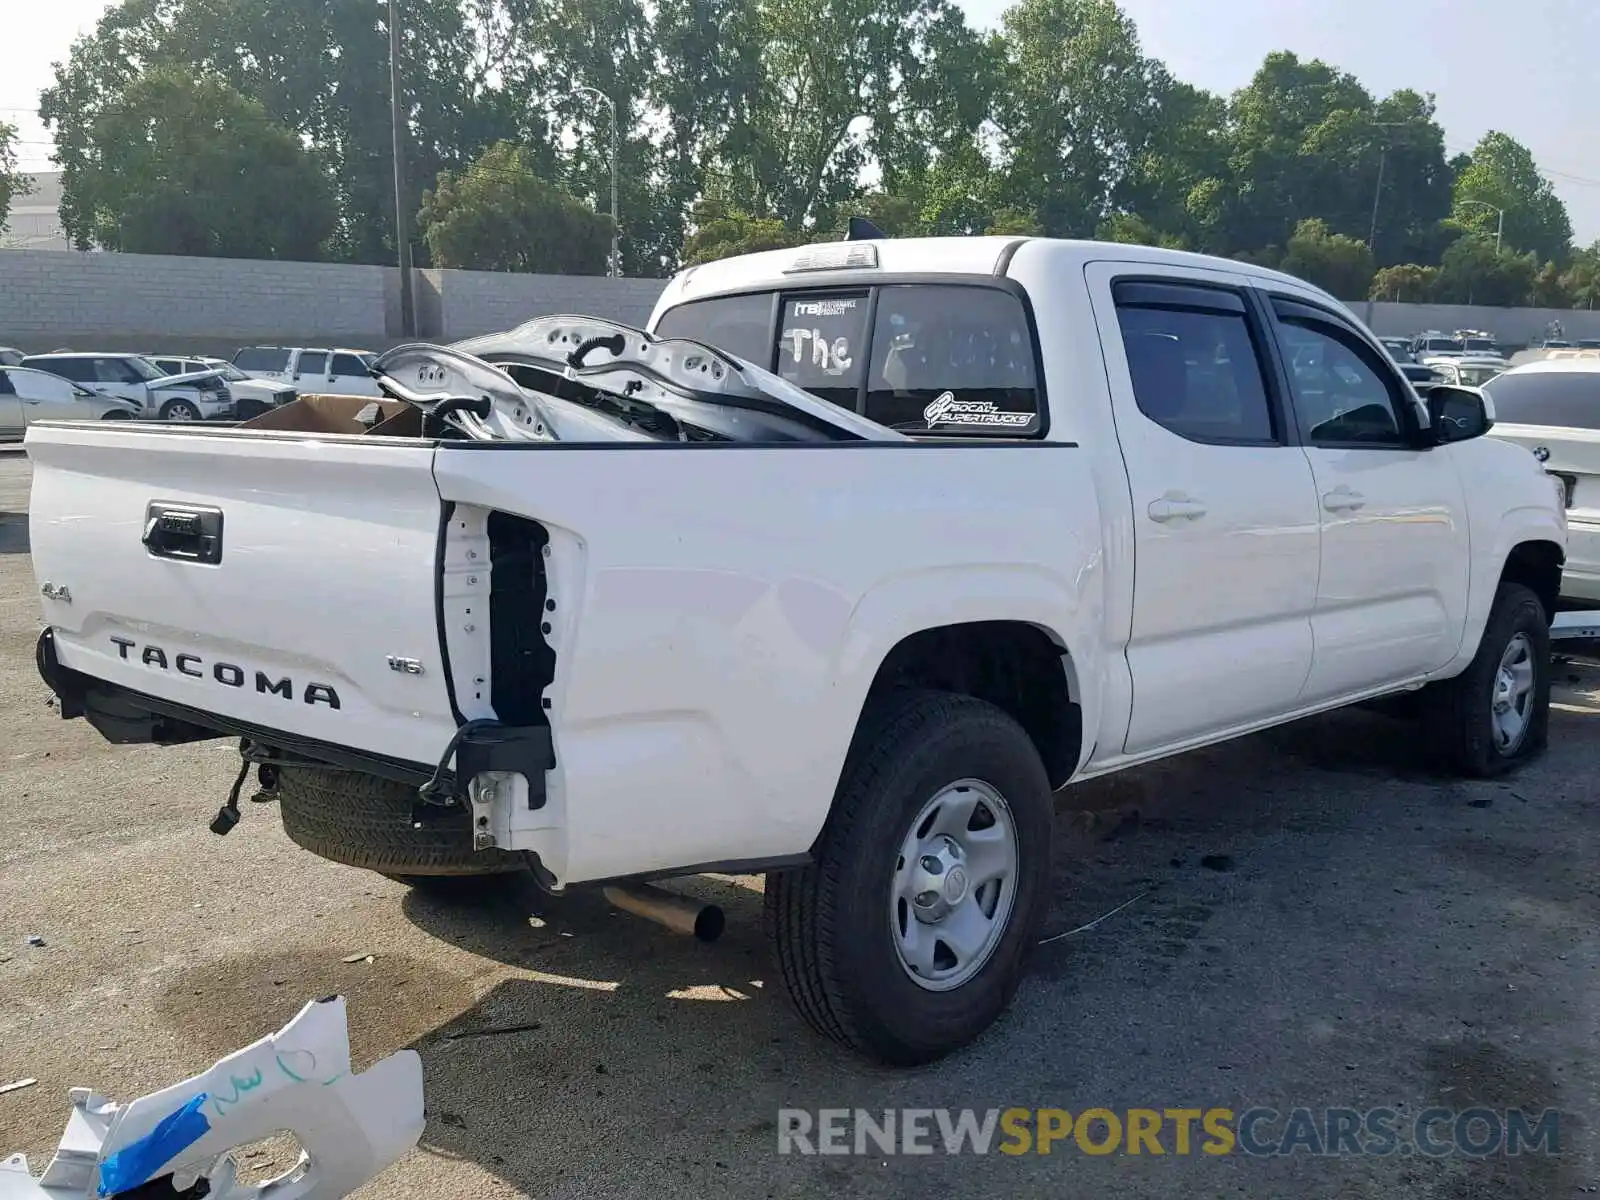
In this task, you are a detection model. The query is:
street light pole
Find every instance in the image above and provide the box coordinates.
[572,86,620,278]
[1458,199,1505,252]
[388,0,414,336]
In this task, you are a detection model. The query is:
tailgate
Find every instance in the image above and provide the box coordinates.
[27,424,453,765]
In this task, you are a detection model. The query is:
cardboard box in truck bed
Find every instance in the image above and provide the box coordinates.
[237,394,421,437]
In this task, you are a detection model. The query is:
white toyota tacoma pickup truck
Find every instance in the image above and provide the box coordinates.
[26,236,1567,1065]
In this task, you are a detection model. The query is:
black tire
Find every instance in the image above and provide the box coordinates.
[99,410,131,420]
[276,766,525,877]
[1423,582,1550,777]
[763,691,1054,1066]
[160,399,200,421]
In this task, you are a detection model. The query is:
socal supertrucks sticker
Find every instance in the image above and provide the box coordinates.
[923,392,1033,428]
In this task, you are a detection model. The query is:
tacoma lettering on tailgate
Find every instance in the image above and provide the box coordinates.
[109,636,342,708]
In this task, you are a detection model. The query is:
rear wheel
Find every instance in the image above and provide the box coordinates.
[764,691,1054,1066]
[1424,582,1550,777]
[276,766,525,880]
[160,399,200,421]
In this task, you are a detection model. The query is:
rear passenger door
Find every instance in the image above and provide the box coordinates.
[1086,263,1322,755]
[331,352,382,397]
[292,350,330,392]
[1262,293,1470,700]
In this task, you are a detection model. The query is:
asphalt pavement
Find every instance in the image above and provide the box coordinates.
[1,445,1597,1199]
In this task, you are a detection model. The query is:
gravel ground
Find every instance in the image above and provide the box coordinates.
[1,444,1598,1199]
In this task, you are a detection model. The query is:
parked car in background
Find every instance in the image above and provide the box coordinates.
[0,347,26,367]
[1419,354,1508,388]
[149,355,296,419]
[231,346,381,397]
[1399,362,1443,386]
[18,353,234,421]
[1577,339,1600,350]
[1380,337,1414,362]
[0,366,142,441]
[1484,359,1600,606]
[1413,332,1463,358]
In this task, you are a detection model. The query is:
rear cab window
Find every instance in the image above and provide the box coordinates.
[653,281,1042,437]
[233,347,290,373]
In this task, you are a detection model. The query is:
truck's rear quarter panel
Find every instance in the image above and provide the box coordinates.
[434,442,1106,882]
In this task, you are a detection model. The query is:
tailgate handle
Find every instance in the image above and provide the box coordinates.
[143,502,224,565]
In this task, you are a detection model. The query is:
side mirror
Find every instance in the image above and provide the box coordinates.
[1423,385,1493,445]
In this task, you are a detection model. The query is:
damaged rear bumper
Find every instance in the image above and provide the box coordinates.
[35,627,555,802]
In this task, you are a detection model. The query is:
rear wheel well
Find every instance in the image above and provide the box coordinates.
[1501,540,1563,619]
[860,621,1079,788]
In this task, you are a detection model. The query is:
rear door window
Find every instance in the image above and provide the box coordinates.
[32,358,89,382]
[653,282,1041,436]
[332,353,371,377]
[234,347,290,373]
[297,351,329,377]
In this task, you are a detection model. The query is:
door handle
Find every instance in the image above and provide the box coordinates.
[1148,495,1208,522]
[1322,488,1366,513]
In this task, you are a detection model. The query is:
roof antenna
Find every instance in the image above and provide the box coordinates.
[846,216,887,241]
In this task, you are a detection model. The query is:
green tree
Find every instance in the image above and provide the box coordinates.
[1432,234,1538,306]
[1451,131,1573,265]
[1218,55,1452,265]
[1096,212,1185,249]
[42,0,505,264]
[1369,263,1438,302]
[1115,76,1227,250]
[1278,217,1375,299]
[993,0,1163,238]
[418,141,611,273]
[1560,243,1600,310]
[680,197,809,265]
[61,68,336,258]
[0,121,29,236]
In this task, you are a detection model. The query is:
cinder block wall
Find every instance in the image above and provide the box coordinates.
[3,247,1597,359]
[0,249,387,344]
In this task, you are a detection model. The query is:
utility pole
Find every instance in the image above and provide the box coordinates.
[1366,145,1387,251]
[388,0,415,336]
[1366,121,1405,252]
[572,86,620,277]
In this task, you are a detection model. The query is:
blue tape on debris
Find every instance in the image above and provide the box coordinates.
[97,1092,211,1197]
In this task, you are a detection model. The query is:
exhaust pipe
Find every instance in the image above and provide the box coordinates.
[603,882,725,943]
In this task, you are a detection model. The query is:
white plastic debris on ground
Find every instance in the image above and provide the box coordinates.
[0,996,423,1199]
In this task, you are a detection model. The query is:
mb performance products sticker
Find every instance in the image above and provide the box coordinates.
[923,392,1032,429]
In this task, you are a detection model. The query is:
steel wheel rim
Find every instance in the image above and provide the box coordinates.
[1491,631,1536,753]
[890,778,1019,992]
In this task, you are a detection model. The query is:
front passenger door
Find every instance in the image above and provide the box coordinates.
[1266,295,1470,701]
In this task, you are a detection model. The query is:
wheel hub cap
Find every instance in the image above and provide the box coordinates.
[891,780,1019,992]
[1491,632,1536,752]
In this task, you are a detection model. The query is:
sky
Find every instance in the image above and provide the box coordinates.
[5,0,1599,243]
